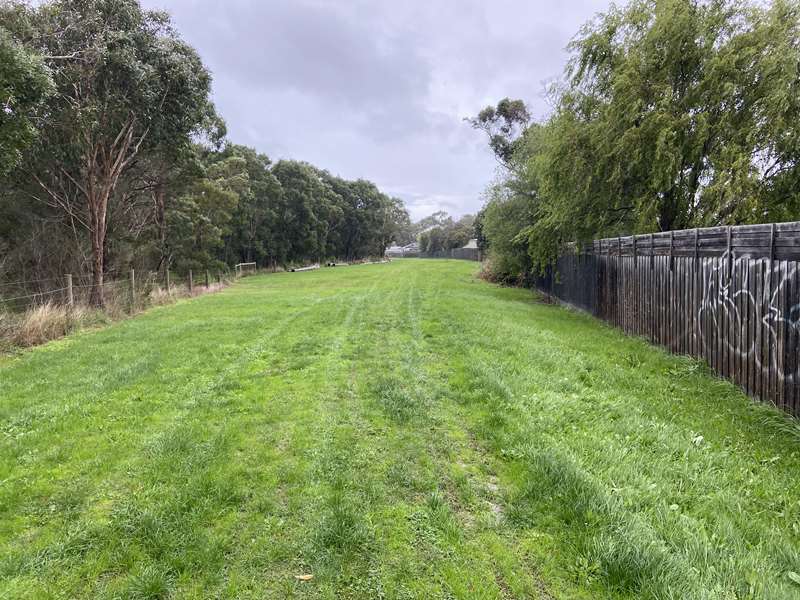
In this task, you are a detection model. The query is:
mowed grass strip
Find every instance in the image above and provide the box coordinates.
[1,259,799,599]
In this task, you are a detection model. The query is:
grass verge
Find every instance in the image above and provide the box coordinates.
[1,259,798,598]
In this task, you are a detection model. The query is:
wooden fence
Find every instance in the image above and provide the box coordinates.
[535,222,800,417]
[421,247,481,261]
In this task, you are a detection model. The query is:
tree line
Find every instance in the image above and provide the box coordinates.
[413,211,476,254]
[0,0,411,305]
[473,0,800,283]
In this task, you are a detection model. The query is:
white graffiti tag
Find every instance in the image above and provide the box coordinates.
[697,252,799,384]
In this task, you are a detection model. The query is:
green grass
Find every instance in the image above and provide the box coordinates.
[1,259,799,599]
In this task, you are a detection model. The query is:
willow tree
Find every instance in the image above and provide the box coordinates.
[1,0,213,304]
[546,0,800,232]
[472,0,800,278]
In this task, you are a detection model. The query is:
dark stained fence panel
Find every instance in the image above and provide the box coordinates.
[421,248,480,261]
[534,222,800,418]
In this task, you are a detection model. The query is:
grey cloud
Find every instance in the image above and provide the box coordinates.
[142,0,612,220]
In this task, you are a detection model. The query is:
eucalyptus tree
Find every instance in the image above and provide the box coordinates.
[143,108,225,276]
[467,98,531,170]
[168,151,249,274]
[323,175,391,259]
[381,197,412,252]
[271,160,342,264]
[416,213,475,253]
[388,199,414,246]
[0,29,52,176]
[1,0,213,304]
[221,144,284,267]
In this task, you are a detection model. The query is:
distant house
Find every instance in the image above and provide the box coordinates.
[450,238,481,261]
[386,242,419,257]
[386,239,478,260]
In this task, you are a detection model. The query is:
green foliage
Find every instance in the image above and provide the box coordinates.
[478,185,534,282]
[0,0,216,302]
[0,28,52,176]
[0,0,411,287]
[168,152,248,273]
[478,0,800,278]
[220,144,282,266]
[417,213,475,253]
[1,261,799,597]
[467,97,531,168]
[7,0,215,171]
[219,156,409,268]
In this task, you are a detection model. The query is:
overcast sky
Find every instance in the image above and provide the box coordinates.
[141,0,612,220]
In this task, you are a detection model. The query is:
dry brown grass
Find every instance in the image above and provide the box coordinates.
[1,278,231,351]
[0,302,107,348]
[149,281,226,304]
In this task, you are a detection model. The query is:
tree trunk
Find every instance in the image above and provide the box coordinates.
[659,188,678,232]
[153,181,168,275]
[31,117,141,308]
[87,189,108,306]
[86,177,113,307]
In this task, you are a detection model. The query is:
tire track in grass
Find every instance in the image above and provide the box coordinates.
[12,261,798,598]
[0,285,343,598]
[432,293,681,599]
[292,280,386,597]
[428,265,800,599]
[127,280,384,599]
[104,277,384,599]
[405,263,556,600]
[320,263,555,599]
[195,276,384,598]
[224,271,436,598]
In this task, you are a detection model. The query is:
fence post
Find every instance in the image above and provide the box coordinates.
[669,231,674,271]
[65,274,73,308]
[205,270,210,288]
[129,269,136,308]
[726,226,733,280]
[188,270,194,295]
[694,228,700,353]
[165,268,171,294]
[769,223,776,263]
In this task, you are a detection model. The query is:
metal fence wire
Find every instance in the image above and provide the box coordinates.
[0,268,234,314]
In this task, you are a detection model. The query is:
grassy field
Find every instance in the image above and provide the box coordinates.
[1,259,799,599]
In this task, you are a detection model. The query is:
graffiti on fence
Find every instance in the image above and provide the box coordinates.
[697,253,799,384]
[542,222,800,415]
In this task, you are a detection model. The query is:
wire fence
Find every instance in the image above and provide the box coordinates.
[0,268,236,314]
[1,257,389,315]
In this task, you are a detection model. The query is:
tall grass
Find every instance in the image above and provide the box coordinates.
[0,279,229,351]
